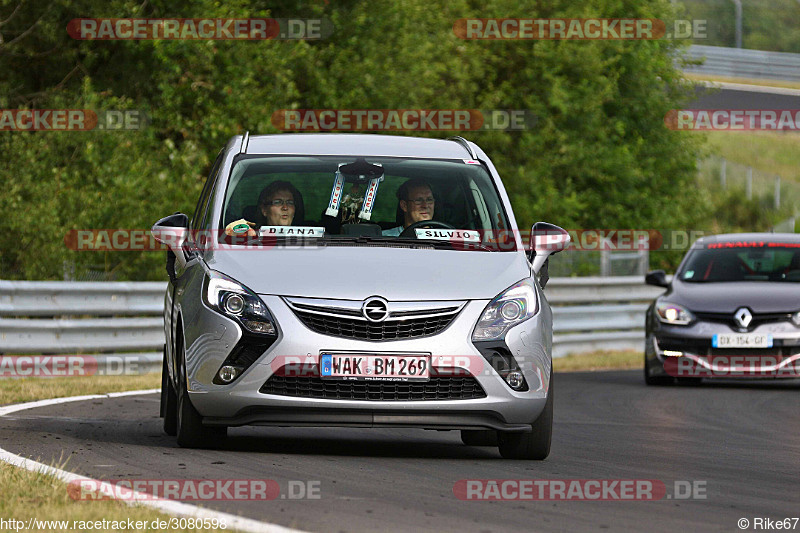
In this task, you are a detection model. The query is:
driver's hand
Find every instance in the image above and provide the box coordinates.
[225,219,256,237]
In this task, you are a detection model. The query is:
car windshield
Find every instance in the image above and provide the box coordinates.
[219,155,515,251]
[678,242,800,282]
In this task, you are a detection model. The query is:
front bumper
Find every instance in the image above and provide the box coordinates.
[183,295,553,429]
[647,321,800,379]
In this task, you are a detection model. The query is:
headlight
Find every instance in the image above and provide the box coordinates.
[203,271,277,335]
[472,278,539,341]
[655,302,694,325]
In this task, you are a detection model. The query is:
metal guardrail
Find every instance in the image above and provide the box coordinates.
[546,277,665,358]
[0,278,665,363]
[685,45,800,82]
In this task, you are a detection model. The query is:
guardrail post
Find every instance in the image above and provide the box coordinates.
[775,176,781,209]
[720,159,727,189]
[746,167,752,199]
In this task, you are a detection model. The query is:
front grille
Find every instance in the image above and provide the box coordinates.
[709,348,785,357]
[260,368,486,401]
[693,312,793,331]
[291,310,458,340]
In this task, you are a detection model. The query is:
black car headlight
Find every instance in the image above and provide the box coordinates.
[655,302,695,326]
[472,278,539,342]
[202,271,278,336]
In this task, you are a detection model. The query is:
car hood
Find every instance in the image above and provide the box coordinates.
[668,280,800,313]
[206,247,531,301]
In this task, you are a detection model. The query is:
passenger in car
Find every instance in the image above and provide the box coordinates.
[256,180,305,227]
[225,180,305,235]
[382,179,436,236]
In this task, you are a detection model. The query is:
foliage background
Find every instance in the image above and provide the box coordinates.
[0,0,709,280]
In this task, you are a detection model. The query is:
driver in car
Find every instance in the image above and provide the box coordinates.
[382,179,436,237]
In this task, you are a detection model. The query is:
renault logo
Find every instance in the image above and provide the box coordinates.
[362,296,389,322]
[734,307,752,328]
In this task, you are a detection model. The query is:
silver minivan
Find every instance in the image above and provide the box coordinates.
[153,133,569,459]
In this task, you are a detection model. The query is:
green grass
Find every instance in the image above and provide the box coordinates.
[0,373,239,532]
[0,461,230,532]
[684,72,800,91]
[699,131,800,184]
[554,350,642,372]
[0,373,160,406]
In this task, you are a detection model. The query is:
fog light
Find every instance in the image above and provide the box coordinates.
[218,365,240,383]
[241,319,276,334]
[505,370,525,390]
[662,350,684,357]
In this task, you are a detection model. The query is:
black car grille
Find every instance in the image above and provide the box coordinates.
[291,310,458,341]
[260,368,486,401]
[709,347,785,357]
[659,338,792,358]
[693,312,793,332]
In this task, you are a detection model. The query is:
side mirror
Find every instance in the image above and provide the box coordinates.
[529,222,570,284]
[645,270,670,288]
[152,213,189,269]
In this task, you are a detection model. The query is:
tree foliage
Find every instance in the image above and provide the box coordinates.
[0,0,703,280]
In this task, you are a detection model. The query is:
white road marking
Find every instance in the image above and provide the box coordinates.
[0,389,306,533]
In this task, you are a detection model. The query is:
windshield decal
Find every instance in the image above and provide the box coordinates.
[258,226,325,237]
[324,168,346,217]
[414,228,480,242]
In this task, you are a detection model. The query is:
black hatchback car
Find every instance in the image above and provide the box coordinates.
[644,233,800,384]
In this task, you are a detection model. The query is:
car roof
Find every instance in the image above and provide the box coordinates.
[243,133,474,159]
[693,233,800,247]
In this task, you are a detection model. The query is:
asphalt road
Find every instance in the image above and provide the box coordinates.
[690,84,800,110]
[2,371,799,532]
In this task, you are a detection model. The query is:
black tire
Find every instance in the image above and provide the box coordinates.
[461,430,498,446]
[497,373,553,460]
[175,335,227,448]
[644,352,673,386]
[161,348,178,436]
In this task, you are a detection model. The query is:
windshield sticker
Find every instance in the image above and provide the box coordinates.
[358,172,384,221]
[415,228,480,242]
[706,241,767,249]
[684,270,694,279]
[463,159,481,165]
[324,169,346,217]
[258,226,325,237]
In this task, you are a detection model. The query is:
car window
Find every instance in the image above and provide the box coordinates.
[679,243,800,282]
[219,155,515,251]
[191,151,224,233]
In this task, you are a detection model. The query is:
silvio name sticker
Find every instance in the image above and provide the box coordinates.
[415,229,480,242]
[258,226,325,237]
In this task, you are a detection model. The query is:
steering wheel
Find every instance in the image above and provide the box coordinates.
[399,220,455,238]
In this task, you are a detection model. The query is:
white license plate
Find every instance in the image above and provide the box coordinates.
[320,354,430,382]
[712,334,773,348]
